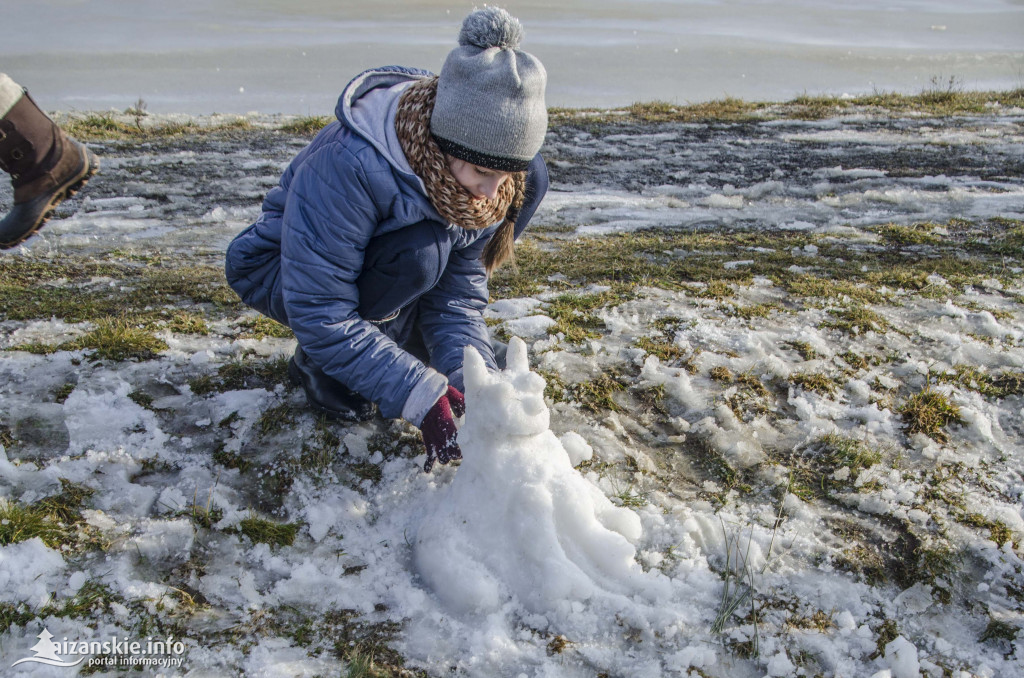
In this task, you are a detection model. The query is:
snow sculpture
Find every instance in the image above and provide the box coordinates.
[415,337,660,615]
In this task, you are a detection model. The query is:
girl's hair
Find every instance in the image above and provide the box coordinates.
[395,77,526,274]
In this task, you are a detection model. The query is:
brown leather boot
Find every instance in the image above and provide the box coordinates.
[0,91,99,249]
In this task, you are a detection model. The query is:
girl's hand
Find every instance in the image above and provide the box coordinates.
[420,386,465,472]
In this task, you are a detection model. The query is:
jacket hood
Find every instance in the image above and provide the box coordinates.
[336,66,434,191]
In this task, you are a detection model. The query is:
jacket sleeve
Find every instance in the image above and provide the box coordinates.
[280,143,446,420]
[417,154,550,392]
[417,236,497,392]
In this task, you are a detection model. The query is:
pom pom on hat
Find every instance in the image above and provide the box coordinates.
[458,7,524,50]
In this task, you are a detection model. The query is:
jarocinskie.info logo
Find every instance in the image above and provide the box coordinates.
[11,627,186,670]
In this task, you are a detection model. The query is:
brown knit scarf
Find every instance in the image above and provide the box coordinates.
[395,77,525,274]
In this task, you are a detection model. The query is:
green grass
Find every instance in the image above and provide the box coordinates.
[0,257,241,323]
[549,88,1024,128]
[166,311,210,335]
[279,115,332,136]
[635,335,687,364]
[899,388,963,443]
[544,288,634,344]
[488,219,1014,306]
[66,317,168,361]
[60,113,255,141]
[783,275,889,305]
[0,499,67,547]
[789,373,838,396]
[785,341,819,361]
[238,515,300,548]
[937,365,1024,399]
[257,403,300,438]
[872,222,942,246]
[237,315,294,340]
[0,479,98,550]
[819,434,882,478]
[567,374,626,413]
[189,357,291,396]
[822,306,891,336]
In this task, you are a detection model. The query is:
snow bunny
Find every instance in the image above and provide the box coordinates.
[225,7,549,471]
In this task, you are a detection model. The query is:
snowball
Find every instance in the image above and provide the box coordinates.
[885,636,920,678]
[0,538,66,606]
[560,432,593,466]
[767,651,796,676]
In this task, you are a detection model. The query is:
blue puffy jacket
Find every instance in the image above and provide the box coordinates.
[225,66,548,424]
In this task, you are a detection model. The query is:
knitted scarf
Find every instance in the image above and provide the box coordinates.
[395,77,525,274]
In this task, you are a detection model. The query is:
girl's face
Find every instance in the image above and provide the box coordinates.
[447,156,511,201]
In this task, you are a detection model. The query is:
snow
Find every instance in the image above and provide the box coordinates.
[415,339,659,618]
[0,538,66,606]
[1,108,1023,676]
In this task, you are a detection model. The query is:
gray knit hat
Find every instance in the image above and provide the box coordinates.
[430,7,547,173]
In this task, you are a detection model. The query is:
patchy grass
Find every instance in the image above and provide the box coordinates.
[53,382,77,404]
[695,280,736,301]
[544,288,635,344]
[785,341,819,361]
[819,434,882,479]
[549,88,1024,128]
[166,311,210,335]
[728,302,786,320]
[567,374,626,413]
[0,499,67,547]
[0,479,97,550]
[67,317,168,361]
[0,424,16,449]
[60,113,254,141]
[189,357,291,396]
[710,366,734,383]
[300,416,342,472]
[899,388,963,443]
[238,514,300,548]
[822,306,891,336]
[959,513,1015,548]
[487,220,1012,306]
[789,373,838,397]
[783,275,889,305]
[0,257,241,323]
[937,365,1024,399]
[279,115,331,136]
[237,315,294,340]
[258,403,300,438]
[635,335,687,364]
[872,222,942,247]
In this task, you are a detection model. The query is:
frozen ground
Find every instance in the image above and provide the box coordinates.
[4,0,1023,113]
[0,104,1023,677]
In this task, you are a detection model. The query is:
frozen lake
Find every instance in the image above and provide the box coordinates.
[2,0,1023,114]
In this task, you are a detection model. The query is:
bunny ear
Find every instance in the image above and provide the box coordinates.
[506,336,529,375]
[463,345,491,393]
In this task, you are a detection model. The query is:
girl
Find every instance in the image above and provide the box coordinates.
[225,7,549,472]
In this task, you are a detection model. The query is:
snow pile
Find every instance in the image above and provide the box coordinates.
[415,338,670,618]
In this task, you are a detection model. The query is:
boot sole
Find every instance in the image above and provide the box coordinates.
[0,144,100,249]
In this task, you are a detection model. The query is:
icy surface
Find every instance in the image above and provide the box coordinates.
[3,0,1022,113]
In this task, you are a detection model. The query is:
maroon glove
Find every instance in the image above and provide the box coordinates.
[420,386,464,472]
